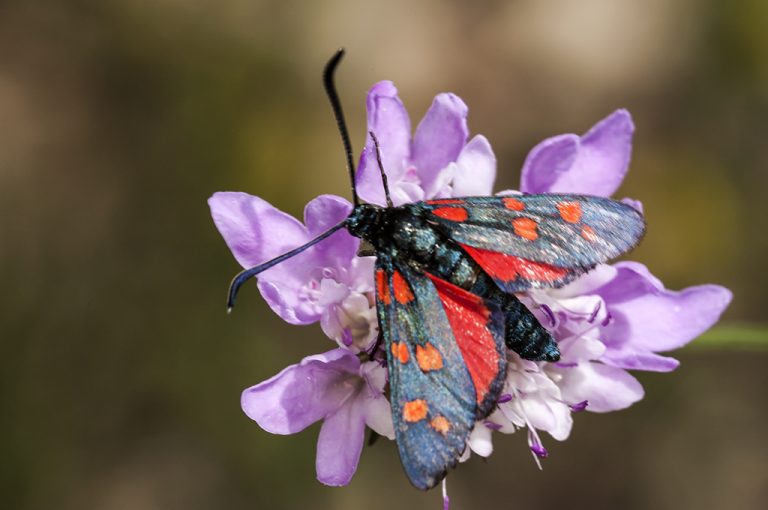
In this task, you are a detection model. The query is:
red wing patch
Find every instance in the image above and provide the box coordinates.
[392,270,415,304]
[432,207,468,222]
[375,269,391,305]
[460,244,570,286]
[425,273,501,406]
[426,199,465,205]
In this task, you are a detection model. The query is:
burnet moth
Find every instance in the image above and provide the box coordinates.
[225,49,645,490]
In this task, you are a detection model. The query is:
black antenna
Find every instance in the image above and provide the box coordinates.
[227,222,347,312]
[369,131,393,208]
[323,48,359,206]
[226,50,358,313]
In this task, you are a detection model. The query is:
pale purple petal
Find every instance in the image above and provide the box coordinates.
[597,261,732,352]
[209,192,308,269]
[600,348,681,372]
[362,393,394,439]
[519,134,579,194]
[450,135,497,197]
[391,180,425,206]
[520,110,634,196]
[359,362,395,438]
[413,93,469,194]
[303,194,358,271]
[210,192,323,323]
[555,362,644,413]
[241,349,360,435]
[468,423,494,457]
[621,197,644,214]
[549,264,618,298]
[356,81,412,206]
[303,194,353,235]
[315,398,366,486]
[519,395,573,441]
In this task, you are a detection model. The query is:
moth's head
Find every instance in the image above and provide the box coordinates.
[346,203,384,241]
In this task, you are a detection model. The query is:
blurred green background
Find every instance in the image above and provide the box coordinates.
[1,1,767,509]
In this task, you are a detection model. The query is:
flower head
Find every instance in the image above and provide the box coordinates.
[209,83,731,487]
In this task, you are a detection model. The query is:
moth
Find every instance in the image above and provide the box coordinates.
[226,49,645,490]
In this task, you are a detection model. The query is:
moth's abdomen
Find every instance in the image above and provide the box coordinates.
[468,272,560,362]
[500,296,560,361]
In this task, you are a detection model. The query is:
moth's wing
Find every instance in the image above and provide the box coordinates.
[418,195,645,293]
[375,254,506,490]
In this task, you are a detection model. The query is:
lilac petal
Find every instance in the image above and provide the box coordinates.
[303,194,358,270]
[241,349,360,435]
[303,194,353,235]
[413,93,469,195]
[551,264,618,298]
[621,197,644,214]
[556,362,644,413]
[316,398,366,486]
[449,135,497,197]
[356,81,412,206]
[597,261,732,352]
[520,110,634,196]
[469,424,494,457]
[362,392,395,439]
[210,192,326,324]
[519,134,579,194]
[209,192,308,269]
[601,348,681,373]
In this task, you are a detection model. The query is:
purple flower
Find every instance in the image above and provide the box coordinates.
[210,80,731,485]
[208,193,378,352]
[241,348,393,486]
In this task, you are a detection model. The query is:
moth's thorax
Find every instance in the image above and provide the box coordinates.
[347,204,431,252]
[345,203,387,241]
[347,203,478,288]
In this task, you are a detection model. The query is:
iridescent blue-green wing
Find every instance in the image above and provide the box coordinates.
[374,254,506,490]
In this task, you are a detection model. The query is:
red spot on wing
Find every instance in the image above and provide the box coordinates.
[426,274,500,405]
[460,244,570,284]
[430,416,451,435]
[581,225,597,242]
[415,343,443,371]
[403,399,428,422]
[392,270,414,304]
[391,342,410,364]
[433,207,468,222]
[503,198,525,211]
[376,269,391,305]
[557,201,582,223]
[427,199,465,205]
[512,217,538,240]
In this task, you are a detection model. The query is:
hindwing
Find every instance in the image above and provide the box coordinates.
[374,254,506,490]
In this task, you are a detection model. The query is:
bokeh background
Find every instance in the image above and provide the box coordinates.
[2,1,767,509]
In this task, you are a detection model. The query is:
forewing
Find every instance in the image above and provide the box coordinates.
[375,255,506,490]
[420,195,645,292]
